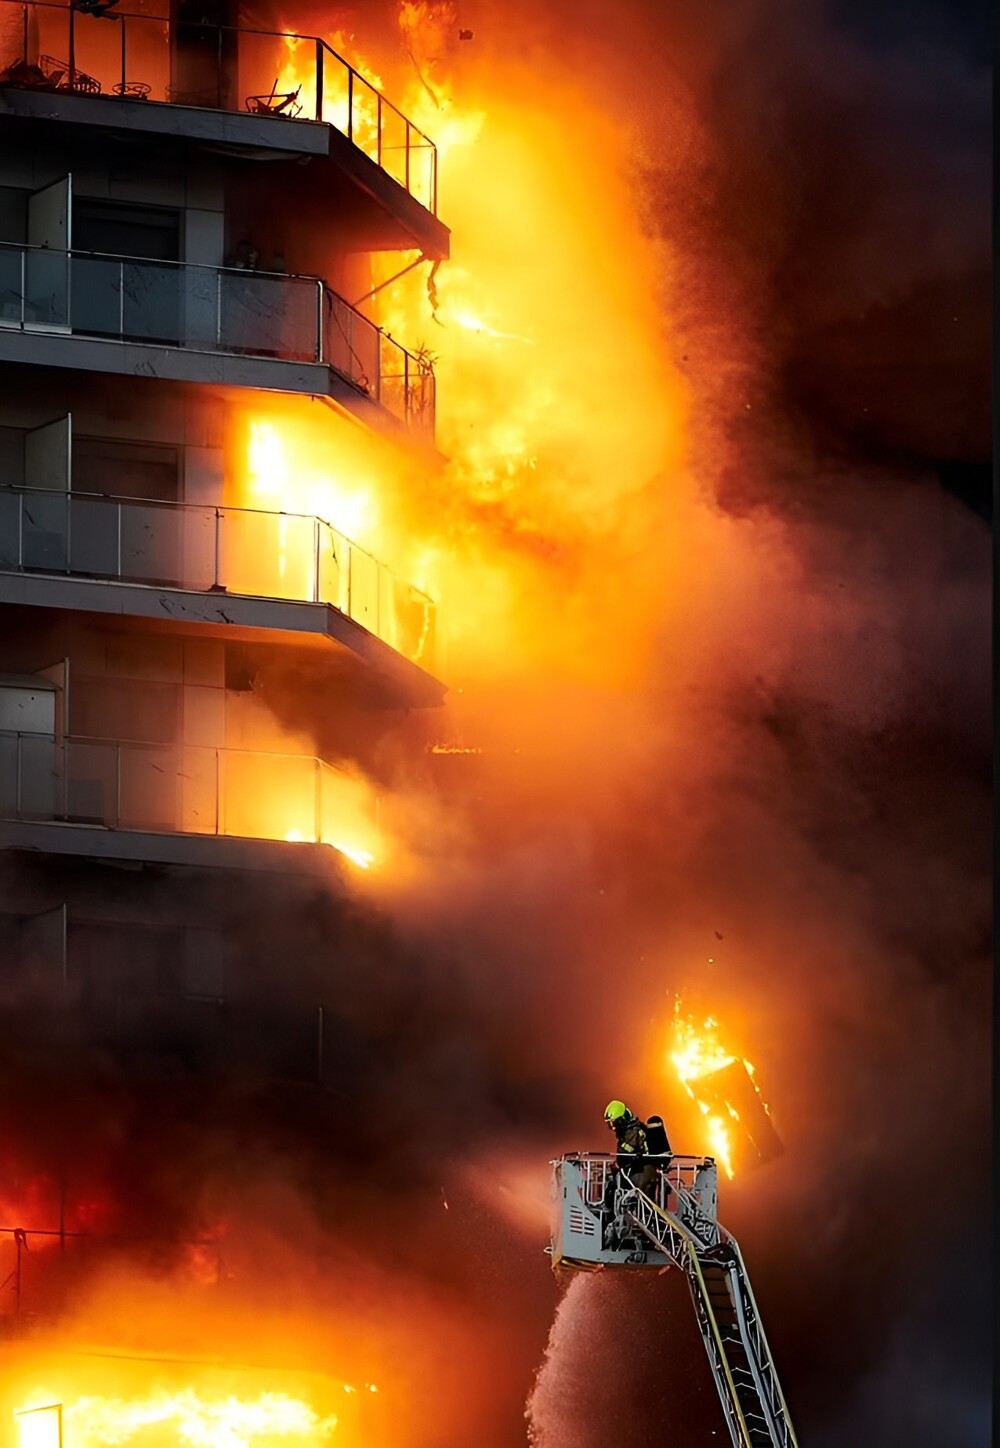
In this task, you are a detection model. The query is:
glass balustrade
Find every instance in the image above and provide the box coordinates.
[0,730,376,858]
[0,487,436,667]
[0,0,437,211]
[0,243,434,435]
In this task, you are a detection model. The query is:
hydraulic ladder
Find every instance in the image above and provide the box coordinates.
[550,1153,799,1448]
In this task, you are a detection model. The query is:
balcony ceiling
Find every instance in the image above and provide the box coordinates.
[0,573,446,709]
[0,333,432,451]
[0,94,450,258]
[0,818,345,873]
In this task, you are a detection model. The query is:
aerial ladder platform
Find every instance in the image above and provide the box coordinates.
[549,1153,799,1448]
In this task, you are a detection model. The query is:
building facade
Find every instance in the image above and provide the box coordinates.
[0,0,447,1015]
[0,20,450,1419]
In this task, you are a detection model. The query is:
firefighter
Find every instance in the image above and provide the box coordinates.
[604,1100,657,1196]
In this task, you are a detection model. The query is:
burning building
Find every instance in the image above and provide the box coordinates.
[0,0,458,1439]
[0,0,989,1444]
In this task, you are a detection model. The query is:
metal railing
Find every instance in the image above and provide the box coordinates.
[557,1152,719,1229]
[0,241,434,435]
[0,0,437,211]
[0,486,436,667]
[325,290,435,435]
[0,731,374,852]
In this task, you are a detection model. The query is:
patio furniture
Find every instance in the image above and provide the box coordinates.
[245,83,301,117]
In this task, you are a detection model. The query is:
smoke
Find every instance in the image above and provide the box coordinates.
[0,0,989,1444]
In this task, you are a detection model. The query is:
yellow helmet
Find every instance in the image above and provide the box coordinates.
[604,1100,630,1126]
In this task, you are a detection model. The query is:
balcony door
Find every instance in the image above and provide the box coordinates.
[19,415,71,572]
[25,175,71,330]
[72,200,181,345]
[0,673,58,819]
[72,437,182,585]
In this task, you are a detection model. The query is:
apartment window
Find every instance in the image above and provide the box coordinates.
[71,676,180,745]
[67,920,182,1002]
[0,677,58,819]
[72,201,181,345]
[73,438,180,502]
[181,928,226,1000]
[0,186,27,245]
[73,201,180,262]
[0,426,25,486]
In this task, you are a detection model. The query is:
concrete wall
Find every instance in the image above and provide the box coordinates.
[0,372,224,503]
[0,141,226,266]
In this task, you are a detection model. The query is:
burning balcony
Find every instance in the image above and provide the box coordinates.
[0,486,436,670]
[0,0,438,215]
[0,244,435,437]
[0,731,377,865]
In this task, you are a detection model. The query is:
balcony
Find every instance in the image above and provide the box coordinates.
[0,0,439,217]
[0,243,435,436]
[0,730,377,865]
[0,486,436,669]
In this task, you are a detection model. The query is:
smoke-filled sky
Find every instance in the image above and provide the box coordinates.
[350,1,991,1441]
[1,1,990,1445]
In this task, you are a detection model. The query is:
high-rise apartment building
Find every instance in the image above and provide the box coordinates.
[0,0,447,1062]
[0,19,451,1429]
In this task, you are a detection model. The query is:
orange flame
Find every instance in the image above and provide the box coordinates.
[668,1005,762,1180]
[62,1389,339,1447]
[275,29,383,158]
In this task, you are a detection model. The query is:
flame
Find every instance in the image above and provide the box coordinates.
[246,422,376,548]
[285,830,372,868]
[357,15,688,692]
[254,745,380,869]
[274,29,383,158]
[446,309,534,344]
[12,1389,348,1448]
[668,1007,755,1180]
[56,1389,339,1448]
[328,842,375,870]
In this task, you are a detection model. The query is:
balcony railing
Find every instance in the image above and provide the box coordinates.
[0,0,437,212]
[0,486,436,668]
[0,243,435,435]
[0,730,375,859]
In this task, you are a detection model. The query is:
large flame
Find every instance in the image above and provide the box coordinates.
[245,421,378,559]
[668,1004,771,1180]
[53,1389,338,1447]
[214,1,694,900]
[274,28,383,157]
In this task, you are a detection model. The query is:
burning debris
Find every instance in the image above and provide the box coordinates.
[668,1004,782,1179]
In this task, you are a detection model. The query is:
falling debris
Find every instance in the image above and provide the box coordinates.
[668,1003,782,1178]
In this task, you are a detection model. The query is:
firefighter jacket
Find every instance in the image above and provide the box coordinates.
[614,1117,648,1171]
